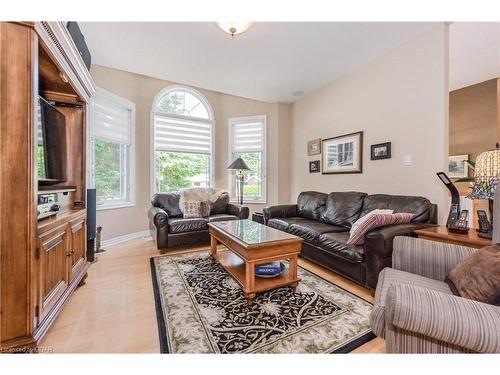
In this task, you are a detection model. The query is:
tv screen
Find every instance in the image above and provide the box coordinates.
[37,97,67,185]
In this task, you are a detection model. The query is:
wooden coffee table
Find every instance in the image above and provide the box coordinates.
[208,220,303,304]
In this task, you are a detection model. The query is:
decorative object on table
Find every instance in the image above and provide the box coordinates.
[227,157,251,205]
[448,154,469,178]
[322,131,363,174]
[307,138,321,156]
[467,143,500,239]
[151,252,375,353]
[370,142,391,160]
[309,160,320,173]
[437,172,465,231]
[255,262,286,277]
[95,226,105,253]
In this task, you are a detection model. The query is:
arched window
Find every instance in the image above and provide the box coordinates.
[151,86,214,193]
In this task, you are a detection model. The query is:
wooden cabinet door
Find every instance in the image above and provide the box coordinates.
[38,224,69,323]
[69,216,87,282]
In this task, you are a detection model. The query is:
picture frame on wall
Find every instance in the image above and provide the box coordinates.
[370,142,391,160]
[322,131,363,174]
[307,138,321,156]
[309,160,320,173]
[448,154,469,178]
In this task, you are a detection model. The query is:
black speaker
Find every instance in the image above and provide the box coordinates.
[66,22,91,71]
[86,188,96,262]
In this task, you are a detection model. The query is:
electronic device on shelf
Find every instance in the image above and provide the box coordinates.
[437,172,463,229]
[477,209,493,239]
[37,192,60,220]
[448,209,470,233]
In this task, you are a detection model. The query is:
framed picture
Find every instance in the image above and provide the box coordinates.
[322,131,363,174]
[370,142,391,160]
[448,154,469,178]
[309,160,320,173]
[307,138,321,156]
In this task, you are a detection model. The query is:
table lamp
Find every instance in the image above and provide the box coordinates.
[467,143,500,238]
[227,157,250,205]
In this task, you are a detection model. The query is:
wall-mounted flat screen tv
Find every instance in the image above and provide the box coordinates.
[37,96,67,185]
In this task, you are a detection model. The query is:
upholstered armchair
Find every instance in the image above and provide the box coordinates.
[371,236,500,353]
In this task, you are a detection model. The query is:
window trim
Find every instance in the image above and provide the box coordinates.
[227,115,267,204]
[150,85,215,196]
[91,87,136,210]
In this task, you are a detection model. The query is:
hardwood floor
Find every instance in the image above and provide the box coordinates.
[40,237,386,353]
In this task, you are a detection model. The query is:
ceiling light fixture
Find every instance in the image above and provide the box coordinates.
[216,22,253,38]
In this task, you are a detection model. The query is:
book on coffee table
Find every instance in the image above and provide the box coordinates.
[255,262,284,276]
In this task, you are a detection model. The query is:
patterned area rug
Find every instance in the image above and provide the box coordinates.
[150,251,375,353]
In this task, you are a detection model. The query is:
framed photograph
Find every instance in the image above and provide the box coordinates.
[309,160,320,173]
[307,138,321,156]
[448,154,469,178]
[322,131,363,174]
[370,142,391,160]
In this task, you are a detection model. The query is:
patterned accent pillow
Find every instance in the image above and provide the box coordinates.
[347,212,415,245]
[183,201,211,218]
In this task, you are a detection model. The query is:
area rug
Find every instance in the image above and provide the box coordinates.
[150,251,375,353]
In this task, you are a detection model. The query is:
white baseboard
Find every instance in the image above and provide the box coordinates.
[101,230,151,248]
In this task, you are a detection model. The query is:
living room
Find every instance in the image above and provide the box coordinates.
[1,0,499,373]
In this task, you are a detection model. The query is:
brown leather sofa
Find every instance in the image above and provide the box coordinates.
[263,191,437,289]
[148,192,249,250]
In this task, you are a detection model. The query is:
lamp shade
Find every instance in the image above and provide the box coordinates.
[227,157,250,171]
[468,144,500,200]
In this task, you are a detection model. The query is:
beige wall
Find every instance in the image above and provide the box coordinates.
[290,24,449,224]
[90,65,291,240]
[449,78,499,169]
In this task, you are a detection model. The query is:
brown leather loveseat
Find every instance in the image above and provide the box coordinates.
[263,191,437,289]
[149,192,249,250]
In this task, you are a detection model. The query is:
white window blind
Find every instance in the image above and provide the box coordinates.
[154,114,212,154]
[91,88,133,144]
[230,117,265,153]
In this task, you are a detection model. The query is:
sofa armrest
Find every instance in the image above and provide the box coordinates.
[263,204,298,224]
[392,236,477,281]
[386,283,500,353]
[226,203,249,219]
[148,206,169,229]
[364,223,434,289]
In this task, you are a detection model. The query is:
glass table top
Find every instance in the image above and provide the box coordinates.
[209,219,301,245]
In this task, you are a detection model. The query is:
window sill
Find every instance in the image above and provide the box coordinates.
[230,200,267,205]
[96,202,135,211]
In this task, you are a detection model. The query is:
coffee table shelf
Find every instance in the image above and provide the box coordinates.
[213,250,297,294]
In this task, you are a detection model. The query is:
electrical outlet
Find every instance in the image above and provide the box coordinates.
[404,154,412,166]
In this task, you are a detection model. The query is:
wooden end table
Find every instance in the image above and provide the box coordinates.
[208,219,303,304]
[414,225,492,248]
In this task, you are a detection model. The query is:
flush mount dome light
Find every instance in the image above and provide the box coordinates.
[216,22,253,37]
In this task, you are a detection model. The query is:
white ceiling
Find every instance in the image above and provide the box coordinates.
[449,22,500,91]
[79,22,437,102]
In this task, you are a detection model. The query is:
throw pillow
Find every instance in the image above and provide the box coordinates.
[447,245,500,304]
[183,201,211,218]
[347,212,415,245]
[210,191,230,214]
[349,209,394,238]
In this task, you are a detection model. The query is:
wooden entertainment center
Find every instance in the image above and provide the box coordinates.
[0,22,95,351]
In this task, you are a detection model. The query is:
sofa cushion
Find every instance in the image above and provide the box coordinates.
[347,212,415,245]
[370,268,453,338]
[208,214,239,222]
[296,191,327,220]
[267,217,310,232]
[318,232,364,263]
[361,194,432,223]
[321,191,367,227]
[210,192,230,215]
[288,220,347,245]
[152,192,182,217]
[168,217,208,234]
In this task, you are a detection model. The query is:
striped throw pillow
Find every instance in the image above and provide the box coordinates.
[347,212,415,245]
